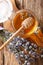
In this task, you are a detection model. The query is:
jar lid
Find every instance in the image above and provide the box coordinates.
[0,0,13,23]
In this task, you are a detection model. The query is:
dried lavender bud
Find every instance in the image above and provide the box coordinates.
[26,42,30,46]
[16,42,19,47]
[21,38,27,43]
[29,50,33,54]
[15,53,20,59]
[20,54,24,58]
[33,44,38,49]
[19,42,22,46]
[25,55,30,60]
[25,46,28,51]
[28,46,32,50]
[22,44,25,48]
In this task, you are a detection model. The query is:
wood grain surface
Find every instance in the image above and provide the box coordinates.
[0,0,43,65]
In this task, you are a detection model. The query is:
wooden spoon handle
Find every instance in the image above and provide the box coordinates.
[0,26,23,50]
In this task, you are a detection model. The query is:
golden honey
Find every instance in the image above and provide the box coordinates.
[12,10,36,36]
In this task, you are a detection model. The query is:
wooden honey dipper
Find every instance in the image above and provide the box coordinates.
[0,17,36,50]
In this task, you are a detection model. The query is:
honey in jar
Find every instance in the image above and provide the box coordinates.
[12,10,43,47]
[12,10,37,37]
